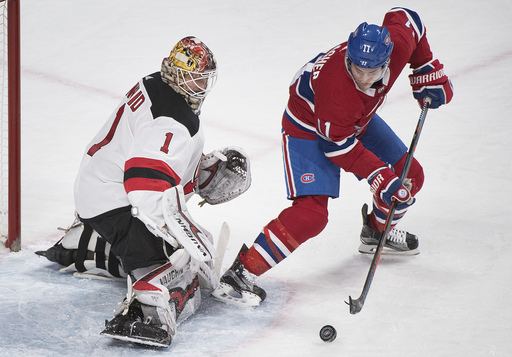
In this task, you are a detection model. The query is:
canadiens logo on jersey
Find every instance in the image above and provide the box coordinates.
[301,173,315,183]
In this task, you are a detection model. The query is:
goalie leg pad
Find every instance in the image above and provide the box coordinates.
[102,250,201,347]
[36,217,126,279]
[133,250,201,324]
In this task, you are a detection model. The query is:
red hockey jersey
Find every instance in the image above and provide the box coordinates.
[282,7,433,179]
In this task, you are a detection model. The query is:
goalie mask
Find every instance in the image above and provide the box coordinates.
[161,36,218,114]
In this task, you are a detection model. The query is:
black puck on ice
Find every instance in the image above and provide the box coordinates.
[319,325,337,342]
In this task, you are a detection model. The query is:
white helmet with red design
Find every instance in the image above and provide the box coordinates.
[161,36,217,113]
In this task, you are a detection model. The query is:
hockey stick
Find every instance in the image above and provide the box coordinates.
[162,186,218,262]
[347,98,431,315]
[214,222,230,276]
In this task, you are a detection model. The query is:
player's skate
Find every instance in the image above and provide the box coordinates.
[101,250,201,348]
[359,203,419,255]
[211,244,266,307]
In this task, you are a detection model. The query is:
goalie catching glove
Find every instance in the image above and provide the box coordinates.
[197,146,251,205]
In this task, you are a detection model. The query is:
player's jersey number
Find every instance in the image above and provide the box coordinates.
[87,103,174,157]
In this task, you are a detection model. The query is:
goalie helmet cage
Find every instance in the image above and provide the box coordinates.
[1,0,21,252]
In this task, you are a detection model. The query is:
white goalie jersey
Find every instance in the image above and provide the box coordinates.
[74,72,204,223]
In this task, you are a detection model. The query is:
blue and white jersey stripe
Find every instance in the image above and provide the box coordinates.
[318,132,359,158]
[284,105,316,134]
[290,53,324,110]
[388,7,425,42]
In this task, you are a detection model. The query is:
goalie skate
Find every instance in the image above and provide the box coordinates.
[102,253,201,348]
[211,244,266,307]
[359,204,419,255]
[101,300,173,348]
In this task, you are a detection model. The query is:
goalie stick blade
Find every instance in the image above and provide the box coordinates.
[214,222,230,276]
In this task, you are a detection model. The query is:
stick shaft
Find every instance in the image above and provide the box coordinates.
[348,100,430,314]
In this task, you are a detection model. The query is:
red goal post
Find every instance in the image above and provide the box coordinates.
[1,0,21,252]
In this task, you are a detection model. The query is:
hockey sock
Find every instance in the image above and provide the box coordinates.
[370,194,410,232]
[243,195,329,275]
[392,154,424,196]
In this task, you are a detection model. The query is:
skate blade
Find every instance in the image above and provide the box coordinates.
[101,330,171,348]
[211,282,262,307]
[358,243,419,256]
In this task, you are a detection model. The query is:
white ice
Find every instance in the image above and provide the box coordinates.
[1,1,511,356]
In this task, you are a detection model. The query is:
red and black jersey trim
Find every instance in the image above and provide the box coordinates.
[124,157,180,193]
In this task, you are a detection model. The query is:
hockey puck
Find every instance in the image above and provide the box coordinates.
[319,325,337,342]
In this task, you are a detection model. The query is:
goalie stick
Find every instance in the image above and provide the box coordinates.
[347,98,431,315]
[215,222,230,276]
[161,186,217,263]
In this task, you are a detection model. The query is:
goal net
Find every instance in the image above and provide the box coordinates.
[0,0,21,252]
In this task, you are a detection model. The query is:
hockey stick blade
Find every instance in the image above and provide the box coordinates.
[346,295,364,314]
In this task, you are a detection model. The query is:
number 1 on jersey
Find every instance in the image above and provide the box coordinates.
[160,133,173,154]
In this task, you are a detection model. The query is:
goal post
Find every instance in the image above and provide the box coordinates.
[1,0,21,252]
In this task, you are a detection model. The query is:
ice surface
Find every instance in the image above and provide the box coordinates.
[1,0,511,356]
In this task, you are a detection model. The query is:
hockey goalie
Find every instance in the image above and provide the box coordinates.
[36,37,250,348]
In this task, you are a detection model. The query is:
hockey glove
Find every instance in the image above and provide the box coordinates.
[409,59,453,109]
[197,146,251,205]
[368,167,415,209]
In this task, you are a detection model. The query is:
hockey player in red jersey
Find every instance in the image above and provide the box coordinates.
[212,7,453,306]
[37,37,252,347]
